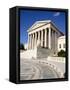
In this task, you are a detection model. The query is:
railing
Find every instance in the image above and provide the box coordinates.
[47,56,65,63]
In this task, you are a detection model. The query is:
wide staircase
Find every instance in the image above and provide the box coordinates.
[20,46,53,59]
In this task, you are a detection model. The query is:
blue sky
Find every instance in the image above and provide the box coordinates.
[20,10,66,44]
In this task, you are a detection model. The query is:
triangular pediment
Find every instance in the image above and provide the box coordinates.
[28,20,51,31]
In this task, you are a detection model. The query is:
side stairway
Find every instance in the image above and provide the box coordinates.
[20,46,53,59]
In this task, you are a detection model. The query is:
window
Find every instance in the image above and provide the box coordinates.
[59,44,61,48]
[63,44,65,48]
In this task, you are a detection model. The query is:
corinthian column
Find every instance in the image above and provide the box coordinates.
[33,33,34,49]
[45,29,47,47]
[30,34,32,49]
[38,31,40,46]
[41,30,43,47]
[35,32,37,48]
[48,28,51,49]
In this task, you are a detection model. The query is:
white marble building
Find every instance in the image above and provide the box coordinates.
[27,20,64,58]
[58,36,65,51]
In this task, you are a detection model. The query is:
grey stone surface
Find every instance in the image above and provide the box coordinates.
[20,59,60,80]
[37,46,53,58]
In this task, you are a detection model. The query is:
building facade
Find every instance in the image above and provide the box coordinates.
[58,36,65,51]
[27,20,64,57]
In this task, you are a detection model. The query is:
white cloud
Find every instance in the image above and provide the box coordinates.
[53,12,60,17]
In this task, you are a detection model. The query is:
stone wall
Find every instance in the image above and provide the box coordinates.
[37,46,53,58]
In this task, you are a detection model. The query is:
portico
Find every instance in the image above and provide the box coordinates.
[27,20,64,56]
